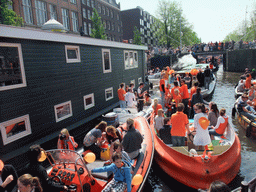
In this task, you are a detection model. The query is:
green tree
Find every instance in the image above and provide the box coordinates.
[91,8,107,40]
[133,26,142,45]
[154,0,200,48]
[0,0,23,26]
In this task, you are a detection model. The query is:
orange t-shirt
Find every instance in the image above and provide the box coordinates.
[170,111,189,137]
[171,86,182,100]
[209,64,214,69]
[180,84,189,99]
[160,79,165,92]
[117,88,126,101]
[174,94,182,107]
[190,86,197,99]
[165,87,171,97]
[245,77,251,89]
[152,104,162,116]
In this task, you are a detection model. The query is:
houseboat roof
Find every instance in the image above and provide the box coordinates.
[0,24,148,50]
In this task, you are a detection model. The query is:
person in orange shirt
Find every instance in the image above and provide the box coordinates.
[160,75,166,108]
[170,103,190,146]
[117,83,126,108]
[171,81,182,100]
[173,89,182,108]
[245,73,252,89]
[180,79,190,116]
[165,84,171,104]
[190,82,198,100]
[152,98,162,116]
[209,62,214,70]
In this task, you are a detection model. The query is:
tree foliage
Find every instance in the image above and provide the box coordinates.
[154,0,200,48]
[0,0,23,26]
[91,8,107,40]
[133,26,142,45]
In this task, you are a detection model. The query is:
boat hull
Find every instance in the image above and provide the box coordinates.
[152,124,241,190]
[237,113,256,138]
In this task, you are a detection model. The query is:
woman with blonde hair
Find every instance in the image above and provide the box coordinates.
[154,109,164,132]
[152,98,162,116]
[17,174,43,192]
[57,128,78,151]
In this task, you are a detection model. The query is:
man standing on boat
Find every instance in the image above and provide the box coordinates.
[180,79,190,116]
[204,66,211,90]
[137,83,146,112]
[170,103,190,146]
[160,75,166,108]
[118,83,126,109]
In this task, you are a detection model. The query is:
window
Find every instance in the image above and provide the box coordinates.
[88,10,91,20]
[62,8,70,30]
[82,0,85,5]
[98,4,101,13]
[138,77,142,85]
[35,0,47,26]
[71,12,78,32]
[112,22,114,31]
[91,0,94,8]
[84,93,95,110]
[102,49,111,73]
[124,50,138,70]
[102,6,105,15]
[118,25,120,32]
[22,0,33,24]
[49,4,57,20]
[110,10,113,18]
[70,0,76,4]
[117,14,119,20]
[65,45,80,63]
[0,115,32,145]
[54,101,73,122]
[107,21,110,30]
[103,20,106,29]
[83,22,88,35]
[88,23,92,35]
[105,87,113,101]
[87,0,90,6]
[0,43,27,91]
[106,8,109,16]
[82,8,87,19]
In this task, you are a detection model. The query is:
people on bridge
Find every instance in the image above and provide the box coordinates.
[170,103,190,146]
[57,128,78,151]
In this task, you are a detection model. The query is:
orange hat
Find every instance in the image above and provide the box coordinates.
[0,160,4,171]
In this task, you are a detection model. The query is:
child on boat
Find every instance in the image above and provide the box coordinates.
[154,109,164,133]
[57,128,78,151]
[91,152,132,192]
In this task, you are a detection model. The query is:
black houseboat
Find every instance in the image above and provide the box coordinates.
[0,24,148,170]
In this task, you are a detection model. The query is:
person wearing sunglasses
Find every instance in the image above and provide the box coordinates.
[193,103,211,151]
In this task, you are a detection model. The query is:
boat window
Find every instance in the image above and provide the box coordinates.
[124,50,138,70]
[102,49,112,73]
[0,114,32,145]
[54,101,73,122]
[65,45,81,63]
[83,93,95,110]
[105,87,113,101]
[0,43,27,91]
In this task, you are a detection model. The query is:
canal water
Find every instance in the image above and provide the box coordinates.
[143,65,256,191]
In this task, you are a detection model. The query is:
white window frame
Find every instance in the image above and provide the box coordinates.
[22,0,33,24]
[102,49,112,73]
[88,23,92,35]
[65,45,81,63]
[0,114,32,145]
[83,93,95,110]
[82,8,87,19]
[138,77,142,85]
[0,43,27,91]
[70,0,76,4]
[105,87,113,101]
[62,8,70,30]
[124,50,138,70]
[49,4,57,20]
[71,11,78,32]
[35,0,47,26]
[54,101,73,122]
[83,22,88,35]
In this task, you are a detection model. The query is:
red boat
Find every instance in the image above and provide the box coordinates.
[43,116,154,192]
[151,117,241,190]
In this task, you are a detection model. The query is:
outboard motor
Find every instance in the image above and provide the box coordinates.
[102,112,119,127]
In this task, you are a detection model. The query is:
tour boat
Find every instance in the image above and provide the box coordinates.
[151,118,241,190]
[45,115,154,192]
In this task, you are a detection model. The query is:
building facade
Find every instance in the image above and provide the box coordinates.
[11,0,123,41]
[121,6,159,47]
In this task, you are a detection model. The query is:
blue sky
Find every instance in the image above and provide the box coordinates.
[117,0,255,43]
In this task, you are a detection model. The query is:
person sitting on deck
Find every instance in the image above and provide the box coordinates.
[122,118,143,160]
[106,125,123,155]
[208,102,219,127]
[159,118,172,144]
[152,98,162,116]
[57,128,78,151]
[91,152,132,192]
[236,79,245,92]
[237,93,256,121]
[209,108,229,140]
[83,121,107,159]
[154,109,164,133]
[170,103,190,146]
[144,93,152,106]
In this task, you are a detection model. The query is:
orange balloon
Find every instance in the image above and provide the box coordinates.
[84,152,96,163]
[38,151,47,162]
[190,69,198,76]
[132,174,143,185]
[199,117,210,130]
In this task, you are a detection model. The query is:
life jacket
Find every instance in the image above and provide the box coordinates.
[215,116,228,135]
[57,136,78,151]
